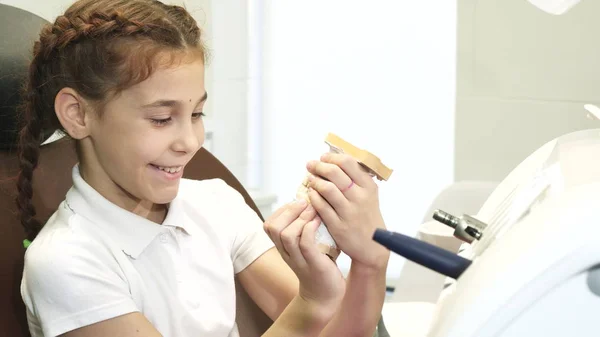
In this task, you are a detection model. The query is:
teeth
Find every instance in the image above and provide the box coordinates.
[156,165,182,174]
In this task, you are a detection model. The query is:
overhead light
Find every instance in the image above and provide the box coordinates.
[527,0,581,15]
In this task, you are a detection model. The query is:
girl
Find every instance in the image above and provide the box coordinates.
[16,1,390,336]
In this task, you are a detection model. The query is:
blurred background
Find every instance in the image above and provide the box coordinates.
[2,0,599,282]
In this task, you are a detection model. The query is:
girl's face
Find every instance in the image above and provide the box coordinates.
[80,56,206,216]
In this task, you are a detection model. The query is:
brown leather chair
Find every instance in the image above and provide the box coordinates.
[0,4,271,336]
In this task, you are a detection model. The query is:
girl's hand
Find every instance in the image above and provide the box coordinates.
[306,153,390,270]
[264,201,346,309]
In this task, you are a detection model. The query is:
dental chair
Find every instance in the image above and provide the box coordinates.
[377,129,600,336]
[0,4,271,336]
[426,128,600,337]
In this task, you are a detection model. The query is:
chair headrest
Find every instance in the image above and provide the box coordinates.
[0,4,50,151]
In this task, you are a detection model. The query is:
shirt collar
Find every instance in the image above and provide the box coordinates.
[65,165,189,259]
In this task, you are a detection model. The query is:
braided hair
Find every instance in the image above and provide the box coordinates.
[16,0,207,241]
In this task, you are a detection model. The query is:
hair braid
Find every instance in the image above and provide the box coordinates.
[16,84,44,241]
[37,12,165,60]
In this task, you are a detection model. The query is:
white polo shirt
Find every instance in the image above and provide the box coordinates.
[21,166,274,337]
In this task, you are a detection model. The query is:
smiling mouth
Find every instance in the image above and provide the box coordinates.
[150,164,183,174]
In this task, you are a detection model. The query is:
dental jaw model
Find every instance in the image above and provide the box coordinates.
[296,133,393,260]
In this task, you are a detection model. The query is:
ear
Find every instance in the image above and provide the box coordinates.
[54,88,92,140]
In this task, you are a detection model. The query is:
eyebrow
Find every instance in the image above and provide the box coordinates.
[141,92,208,109]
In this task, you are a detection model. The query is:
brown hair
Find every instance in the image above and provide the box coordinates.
[16,0,207,241]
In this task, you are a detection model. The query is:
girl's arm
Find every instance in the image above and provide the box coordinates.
[239,246,388,337]
[318,257,389,337]
[261,295,333,337]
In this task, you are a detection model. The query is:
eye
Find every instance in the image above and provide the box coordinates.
[192,112,205,120]
[150,117,172,126]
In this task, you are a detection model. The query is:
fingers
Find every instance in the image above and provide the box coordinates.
[306,159,354,193]
[306,174,349,211]
[280,205,317,265]
[266,201,292,223]
[308,186,340,226]
[264,200,309,256]
[320,152,375,188]
[264,200,324,268]
[299,216,325,266]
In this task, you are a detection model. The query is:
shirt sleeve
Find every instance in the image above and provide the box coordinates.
[21,231,138,337]
[214,180,275,274]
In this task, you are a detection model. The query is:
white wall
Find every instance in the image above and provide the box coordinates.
[261,1,457,277]
[455,0,599,181]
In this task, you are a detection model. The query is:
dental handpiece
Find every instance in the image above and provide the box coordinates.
[372,228,472,279]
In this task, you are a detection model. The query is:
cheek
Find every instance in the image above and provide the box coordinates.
[133,133,171,164]
[93,119,172,167]
[93,120,136,153]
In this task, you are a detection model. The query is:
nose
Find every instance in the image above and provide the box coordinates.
[173,121,203,154]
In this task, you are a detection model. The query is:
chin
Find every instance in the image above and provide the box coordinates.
[150,186,180,204]
[154,193,179,205]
